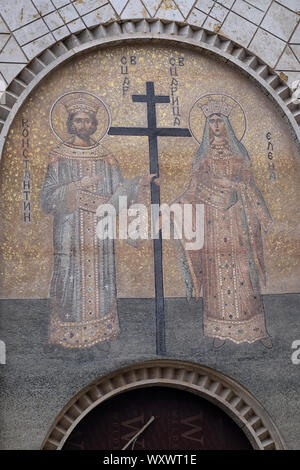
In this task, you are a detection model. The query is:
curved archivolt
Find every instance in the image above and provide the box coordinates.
[0,19,299,159]
[41,360,286,450]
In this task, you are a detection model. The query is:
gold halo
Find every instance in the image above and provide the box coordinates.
[188,93,247,145]
[49,90,111,149]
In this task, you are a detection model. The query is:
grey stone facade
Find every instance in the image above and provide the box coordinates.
[0,0,299,86]
[0,0,300,451]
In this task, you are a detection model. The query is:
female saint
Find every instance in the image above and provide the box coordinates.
[173,97,273,348]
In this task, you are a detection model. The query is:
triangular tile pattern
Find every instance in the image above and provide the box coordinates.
[83,4,118,27]
[0,63,24,84]
[290,45,300,64]
[186,7,206,27]
[109,0,129,16]
[203,16,222,33]
[174,0,196,19]
[155,0,184,21]
[73,0,107,17]
[98,3,119,22]
[0,33,9,52]
[276,45,300,70]
[121,0,150,19]
[0,15,9,33]
[22,33,55,61]
[194,0,214,14]
[275,0,300,13]
[140,0,162,17]
[290,23,300,43]
[0,71,7,88]
[0,36,28,63]
[0,0,39,31]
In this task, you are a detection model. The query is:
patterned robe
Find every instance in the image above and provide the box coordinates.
[174,141,272,344]
[41,142,141,348]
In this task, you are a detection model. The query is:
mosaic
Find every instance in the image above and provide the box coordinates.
[0,43,299,350]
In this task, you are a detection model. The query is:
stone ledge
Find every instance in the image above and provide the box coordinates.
[0,18,299,160]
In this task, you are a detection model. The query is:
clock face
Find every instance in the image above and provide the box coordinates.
[63,386,252,450]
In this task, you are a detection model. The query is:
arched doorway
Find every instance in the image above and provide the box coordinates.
[62,386,253,450]
[41,360,286,450]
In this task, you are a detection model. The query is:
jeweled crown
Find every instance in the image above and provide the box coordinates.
[198,97,235,117]
[61,93,100,115]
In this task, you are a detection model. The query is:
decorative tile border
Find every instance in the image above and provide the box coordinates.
[0,18,299,160]
[41,359,286,450]
[0,1,299,86]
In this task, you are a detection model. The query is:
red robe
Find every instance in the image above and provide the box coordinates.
[173,141,272,344]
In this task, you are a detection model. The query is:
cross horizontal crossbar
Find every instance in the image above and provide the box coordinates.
[108,127,191,137]
[132,95,170,103]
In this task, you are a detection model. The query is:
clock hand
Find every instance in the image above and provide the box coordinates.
[122,416,155,450]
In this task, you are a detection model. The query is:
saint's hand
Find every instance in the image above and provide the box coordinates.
[138,173,160,203]
[77,175,102,188]
[139,173,160,187]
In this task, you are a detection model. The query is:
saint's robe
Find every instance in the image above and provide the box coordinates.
[173,141,272,344]
[41,142,141,348]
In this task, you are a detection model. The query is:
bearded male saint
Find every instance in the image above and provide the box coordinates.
[41,93,157,349]
[171,97,273,349]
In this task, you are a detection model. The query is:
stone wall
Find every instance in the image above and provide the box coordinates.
[0,0,300,451]
[0,0,299,87]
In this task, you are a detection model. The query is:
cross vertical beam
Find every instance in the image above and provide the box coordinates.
[108,81,191,355]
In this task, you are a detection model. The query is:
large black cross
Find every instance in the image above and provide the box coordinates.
[108,81,191,355]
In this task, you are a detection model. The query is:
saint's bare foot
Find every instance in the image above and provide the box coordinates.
[213,338,226,349]
[261,337,273,349]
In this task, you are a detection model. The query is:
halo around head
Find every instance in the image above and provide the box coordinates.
[49,90,111,149]
[188,93,247,144]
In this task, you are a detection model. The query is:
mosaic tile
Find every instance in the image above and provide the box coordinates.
[249,28,286,68]
[0,36,28,62]
[22,33,55,60]
[261,1,299,42]
[121,0,150,19]
[109,0,129,15]
[221,11,257,47]
[14,19,49,46]
[187,7,207,27]
[155,0,184,21]
[83,4,118,27]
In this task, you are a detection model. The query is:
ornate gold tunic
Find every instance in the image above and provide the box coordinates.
[174,142,272,344]
[41,142,141,348]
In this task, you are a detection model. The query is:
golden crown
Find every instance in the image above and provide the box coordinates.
[198,97,235,117]
[61,93,100,115]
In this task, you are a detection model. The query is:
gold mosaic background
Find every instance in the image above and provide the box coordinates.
[0,43,300,298]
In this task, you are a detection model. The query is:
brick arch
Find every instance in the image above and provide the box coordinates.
[0,18,299,160]
[41,360,286,450]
